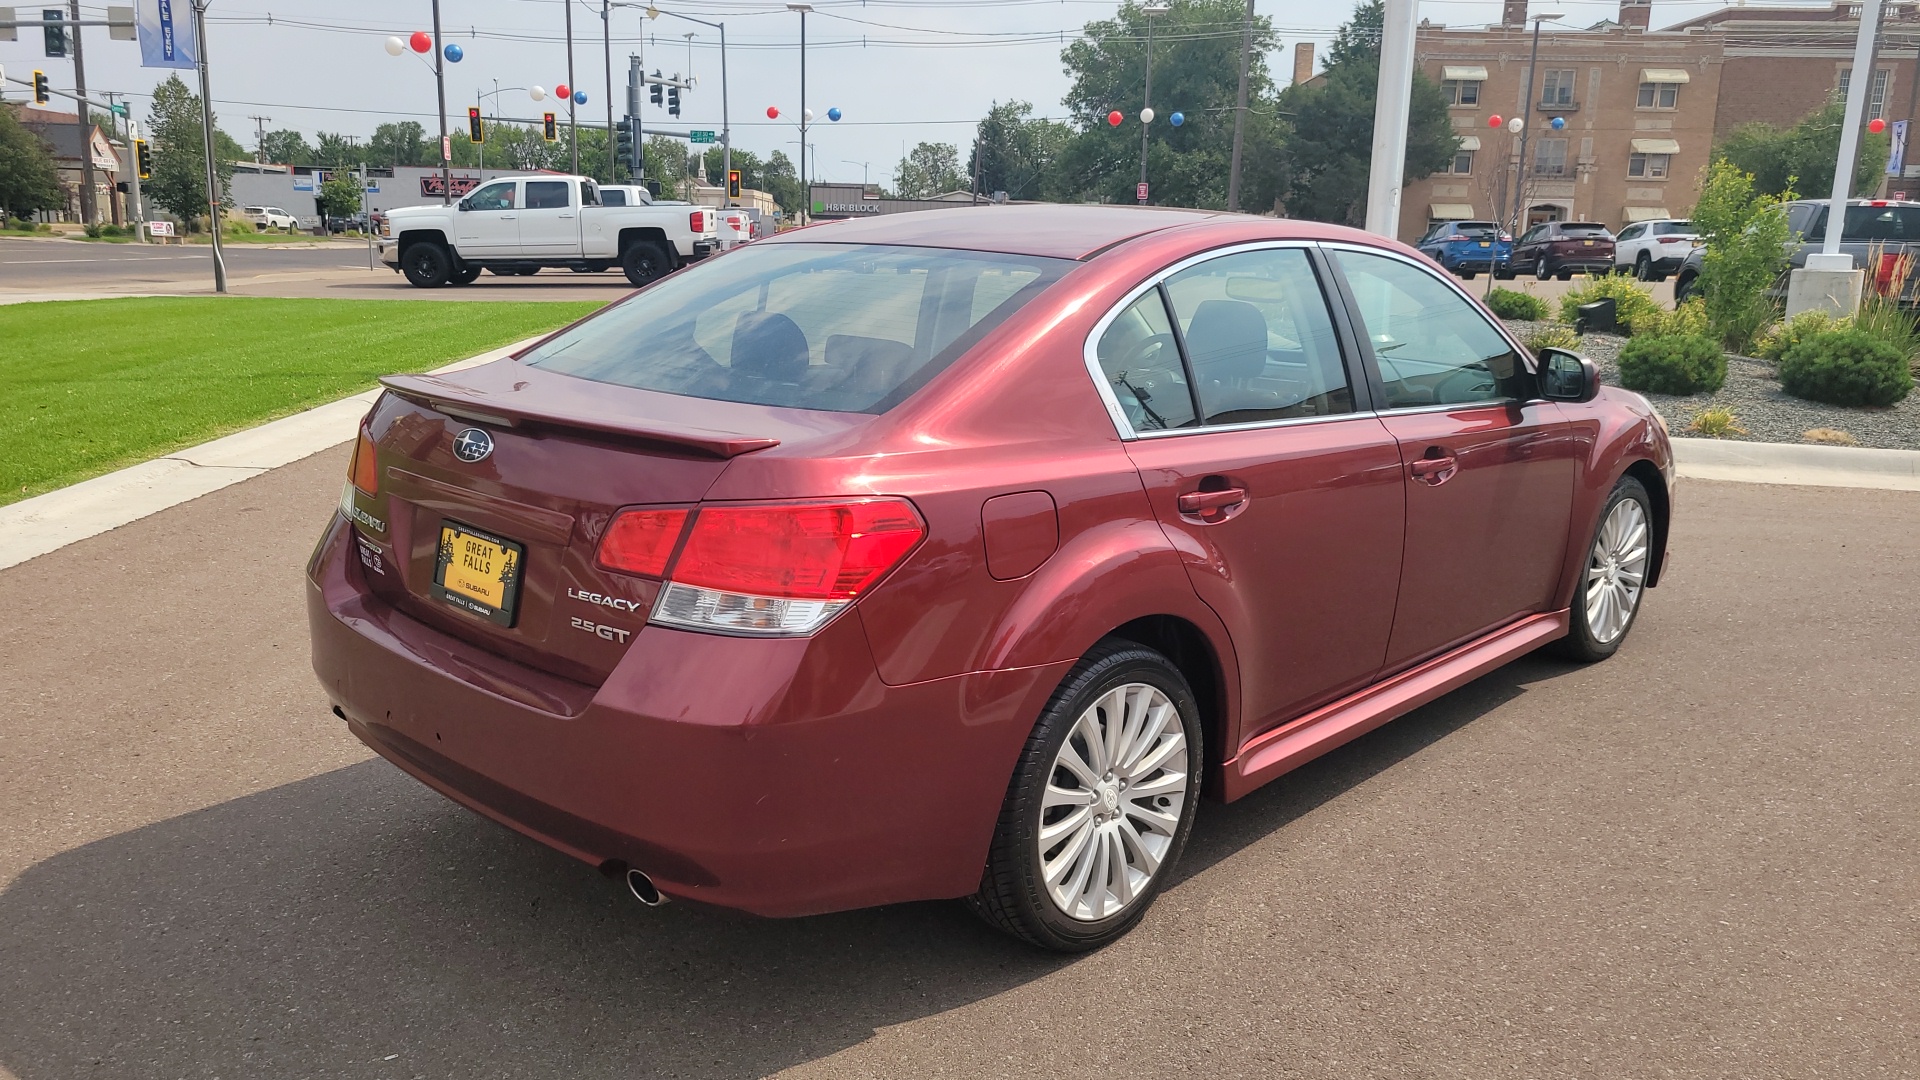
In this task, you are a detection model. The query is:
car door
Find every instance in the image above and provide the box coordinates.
[1615,222,1643,268]
[1511,225,1539,272]
[455,179,519,257]
[1325,245,1577,670]
[519,179,581,257]
[1101,244,1407,740]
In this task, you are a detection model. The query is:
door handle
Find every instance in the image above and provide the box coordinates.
[1409,455,1459,485]
[1177,487,1248,519]
[558,213,575,219]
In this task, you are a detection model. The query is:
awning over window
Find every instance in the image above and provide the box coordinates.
[1624,206,1671,222]
[1641,68,1690,84]
[1442,65,1489,81]
[1457,135,1482,151]
[1631,138,1682,155]
[1430,203,1476,220]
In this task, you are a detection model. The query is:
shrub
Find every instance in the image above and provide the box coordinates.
[1691,160,1794,352]
[98,223,123,237]
[1849,296,1920,375]
[1486,287,1549,322]
[1754,310,1846,361]
[1527,324,1582,353]
[1778,328,1914,406]
[1558,274,1664,334]
[1686,406,1747,437]
[1640,298,1711,339]
[1617,333,1729,395]
[82,222,103,238]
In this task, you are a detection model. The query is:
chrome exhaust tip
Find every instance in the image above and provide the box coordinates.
[626,868,667,907]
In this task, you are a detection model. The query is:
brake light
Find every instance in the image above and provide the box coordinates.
[348,421,379,496]
[689,210,705,232]
[1657,235,1687,243]
[650,498,925,636]
[596,508,691,578]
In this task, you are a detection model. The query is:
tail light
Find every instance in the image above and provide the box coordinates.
[596,498,925,636]
[689,210,706,232]
[1657,235,1687,243]
[348,420,379,496]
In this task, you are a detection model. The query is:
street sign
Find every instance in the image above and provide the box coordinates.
[690,130,715,144]
[1136,181,1149,203]
[364,182,379,194]
[441,135,451,162]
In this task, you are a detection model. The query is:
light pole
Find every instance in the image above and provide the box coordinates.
[1139,0,1169,205]
[636,6,733,206]
[1509,12,1564,239]
[843,159,870,187]
[564,0,579,173]
[188,0,225,291]
[788,3,811,220]
[478,83,546,179]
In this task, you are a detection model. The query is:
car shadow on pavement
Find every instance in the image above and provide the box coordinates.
[0,656,1556,1080]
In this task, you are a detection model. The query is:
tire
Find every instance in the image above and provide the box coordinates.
[400,242,452,288]
[622,241,671,287]
[1674,272,1698,304]
[1556,270,1574,281]
[968,641,1204,952]
[1460,271,1477,280]
[450,265,482,285]
[1494,267,1515,281]
[1536,258,1553,282]
[1557,476,1654,664]
[572,262,611,273]
[1635,253,1654,281]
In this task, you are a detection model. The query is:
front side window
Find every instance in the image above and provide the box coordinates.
[1095,290,1196,432]
[1540,69,1577,106]
[525,180,571,209]
[1533,138,1569,177]
[1332,249,1524,409]
[1637,82,1680,109]
[1442,79,1481,106]
[521,243,1072,414]
[1628,152,1670,179]
[466,181,515,211]
[1161,248,1355,426]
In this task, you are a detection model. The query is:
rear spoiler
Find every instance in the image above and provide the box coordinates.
[379,373,780,459]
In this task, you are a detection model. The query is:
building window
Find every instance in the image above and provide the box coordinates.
[1628,152,1671,179]
[1637,82,1680,109]
[1839,67,1893,120]
[1442,79,1481,106]
[1447,149,1475,175]
[1533,138,1569,177]
[1539,69,1578,107]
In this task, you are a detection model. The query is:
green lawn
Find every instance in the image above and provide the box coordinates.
[0,297,603,505]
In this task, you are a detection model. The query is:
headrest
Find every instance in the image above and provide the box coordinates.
[825,334,916,399]
[1184,299,1268,383]
[731,311,810,383]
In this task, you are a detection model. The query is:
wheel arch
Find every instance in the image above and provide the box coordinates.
[617,226,674,265]
[1101,615,1230,778]
[395,229,449,258]
[1622,458,1671,588]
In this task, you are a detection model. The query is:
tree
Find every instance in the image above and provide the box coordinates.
[0,104,62,221]
[259,129,313,166]
[1717,100,1890,200]
[1280,0,1456,226]
[894,141,964,199]
[145,74,233,228]
[314,132,363,169]
[317,174,363,219]
[969,101,1073,201]
[1050,0,1289,210]
[1692,160,1795,352]
[762,150,802,214]
[367,122,426,167]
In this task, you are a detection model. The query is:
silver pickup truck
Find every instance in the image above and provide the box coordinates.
[379,174,718,288]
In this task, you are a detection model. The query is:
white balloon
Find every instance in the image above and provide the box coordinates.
[802,108,814,123]
[529,86,546,101]
[1140,107,1155,124]
[1507,116,1525,133]
[383,36,405,56]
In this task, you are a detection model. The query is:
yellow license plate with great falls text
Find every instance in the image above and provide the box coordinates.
[432,521,524,626]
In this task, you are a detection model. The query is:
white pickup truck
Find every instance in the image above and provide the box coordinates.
[379,174,719,288]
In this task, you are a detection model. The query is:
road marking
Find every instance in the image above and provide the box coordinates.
[0,255,209,264]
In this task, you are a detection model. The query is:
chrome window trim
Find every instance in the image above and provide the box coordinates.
[1081,239,1343,442]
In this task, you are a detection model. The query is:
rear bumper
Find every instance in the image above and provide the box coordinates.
[306,514,1069,917]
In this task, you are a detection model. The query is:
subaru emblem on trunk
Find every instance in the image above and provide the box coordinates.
[452,427,494,463]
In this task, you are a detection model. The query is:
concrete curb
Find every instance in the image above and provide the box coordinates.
[0,335,544,572]
[1672,437,1920,491]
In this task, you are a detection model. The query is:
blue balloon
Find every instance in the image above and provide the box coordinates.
[442,43,463,63]
[827,107,842,122]
[573,90,588,105]
[1169,111,1184,127]
[1550,115,1566,130]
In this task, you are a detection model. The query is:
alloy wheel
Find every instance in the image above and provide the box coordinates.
[1584,496,1650,644]
[1038,682,1189,922]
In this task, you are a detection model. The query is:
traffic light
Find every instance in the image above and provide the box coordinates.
[614,117,636,171]
[542,112,557,142]
[467,107,484,144]
[727,169,741,199]
[33,69,50,104]
[667,84,681,118]
[43,9,65,58]
[649,77,663,107]
[135,138,151,179]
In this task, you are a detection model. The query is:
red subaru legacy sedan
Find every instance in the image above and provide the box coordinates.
[309,206,1673,950]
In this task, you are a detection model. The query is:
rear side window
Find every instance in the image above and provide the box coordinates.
[521,243,1072,413]
[601,189,627,206]
[526,181,571,209]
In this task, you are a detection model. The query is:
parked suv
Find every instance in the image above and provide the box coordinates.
[1415,220,1511,279]
[1512,221,1615,280]
[243,205,298,231]
[1612,219,1697,281]
[1782,198,1920,304]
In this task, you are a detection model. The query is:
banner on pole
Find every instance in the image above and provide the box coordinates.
[1889,121,1908,178]
[135,0,196,69]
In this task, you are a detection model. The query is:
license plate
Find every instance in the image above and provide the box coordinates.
[432,521,524,626]
[1583,239,1594,246]
[1478,241,1491,247]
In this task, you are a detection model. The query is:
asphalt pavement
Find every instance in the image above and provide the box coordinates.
[0,452,1914,1079]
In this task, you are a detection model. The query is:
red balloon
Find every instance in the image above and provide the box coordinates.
[555,84,570,101]
[408,30,432,53]
[1870,117,1887,134]
[1488,114,1503,128]
[767,106,780,119]
[1107,110,1123,127]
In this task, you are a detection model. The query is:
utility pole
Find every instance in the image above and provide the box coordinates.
[189,0,225,292]
[789,4,810,221]
[432,0,450,204]
[68,0,95,226]
[629,54,644,181]
[1509,14,1562,239]
[603,0,615,180]
[1364,0,1417,237]
[127,117,145,240]
[564,0,578,173]
[1227,0,1254,213]
[104,90,125,226]
[248,114,271,162]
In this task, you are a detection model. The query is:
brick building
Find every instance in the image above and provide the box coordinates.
[1397,1,1920,243]
[16,106,125,225]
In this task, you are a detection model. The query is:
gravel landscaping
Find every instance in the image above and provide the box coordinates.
[1502,320,1920,450]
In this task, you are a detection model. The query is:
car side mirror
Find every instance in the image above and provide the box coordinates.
[457,199,472,212]
[1538,347,1600,403]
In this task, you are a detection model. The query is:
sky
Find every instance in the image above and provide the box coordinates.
[10,0,1777,185]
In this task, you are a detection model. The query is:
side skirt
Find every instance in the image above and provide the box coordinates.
[1220,610,1570,801]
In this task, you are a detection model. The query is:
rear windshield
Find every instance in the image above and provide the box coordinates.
[1454,222,1499,237]
[520,243,1074,413]
[1560,223,1610,234]
[1650,221,1692,235]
